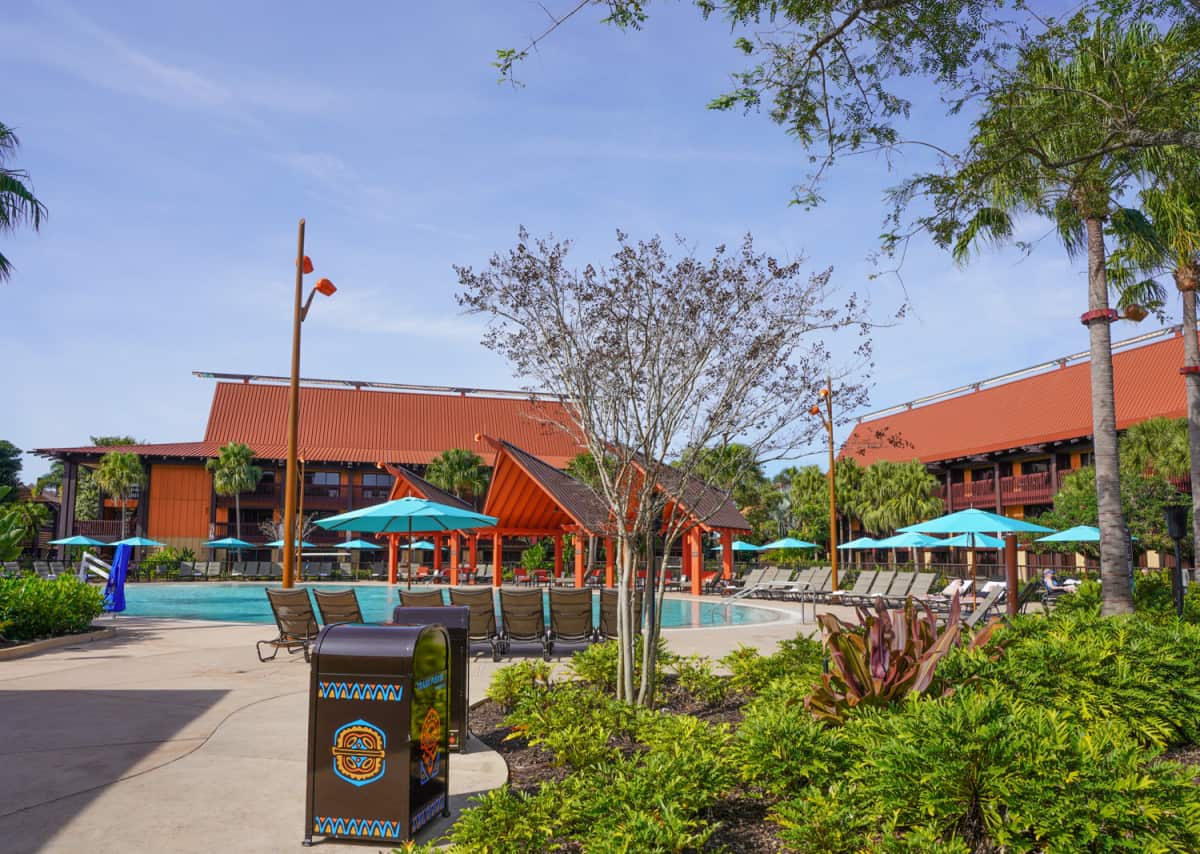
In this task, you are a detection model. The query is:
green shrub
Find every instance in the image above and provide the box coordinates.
[774,690,1200,853]
[485,659,551,711]
[1051,577,1101,616]
[519,541,549,572]
[504,684,633,769]
[721,633,825,695]
[141,546,183,575]
[447,784,562,853]
[669,655,727,705]
[733,690,852,797]
[568,635,677,695]
[0,575,104,641]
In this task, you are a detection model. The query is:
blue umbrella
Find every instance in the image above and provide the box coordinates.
[203,537,256,549]
[899,508,1053,536]
[873,532,944,549]
[316,497,498,588]
[941,532,1006,549]
[758,537,819,550]
[338,538,384,550]
[1035,525,1101,543]
[49,535,108,547]
[708,540,762,552]
[104,544,130,614]
[837,536,879,550]
[110,536,166,548]
[265,539,316,548]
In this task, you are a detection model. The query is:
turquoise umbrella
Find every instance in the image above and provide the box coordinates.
[49,535,108,547]
[409,540,437,550]
[758,537,819,550]
[837,536,879,550]
[708,540,762,552]
[873,532,943,549]
[203,537,255,549]
[899,508,1053,537]
[110,536,166,548]
[338,539,384,550]
[265,539,316,548]
[942,532,1005,549]
[315,497,498,588]
[1035,525,1102,543]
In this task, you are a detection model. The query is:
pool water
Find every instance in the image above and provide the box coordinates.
[121,584,776,628]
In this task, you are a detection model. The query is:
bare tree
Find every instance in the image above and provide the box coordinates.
[458,229,871,704]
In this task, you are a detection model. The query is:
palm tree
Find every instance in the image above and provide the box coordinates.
[1109,155,1200,560]
[1120,417,1190,480]
[92,452,146,539]
[853,460,944,536]
[913,20,1200,614]
[206,442,263,544]
[0,123,48,283]
[425,449,490,507]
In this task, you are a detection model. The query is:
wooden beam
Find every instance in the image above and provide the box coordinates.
[574,533,585,588]
[604,537,614,588]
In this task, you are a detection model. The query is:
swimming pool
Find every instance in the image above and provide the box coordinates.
[120,584,777,628]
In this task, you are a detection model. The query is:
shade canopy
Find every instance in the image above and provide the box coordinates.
[265,539,316,548]
[1035,525,1102,543]
[837,536,879,550]
[49,535,108,546]
[758,537,819,550]
[315,497,498,534]
[873,532,943,549]
[900,508,1053,535]
[941,532,1006,549]
[203,537,255,549]
[110,536,166,548]
[709,540,762,552]
[408,540,437,550]
[338,538,384,550]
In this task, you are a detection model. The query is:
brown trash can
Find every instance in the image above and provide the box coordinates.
[304,623,450,846]
[392,605,469,752]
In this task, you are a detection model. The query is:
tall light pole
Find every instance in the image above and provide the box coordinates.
[810,375,838,591]
[281,219,337,588]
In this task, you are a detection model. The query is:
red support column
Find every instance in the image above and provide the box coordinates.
[554,533,564,580]
[433,534,443,572]
[387,535,398,585]
[681,530,692,591]
[468,534,478,583]
[575,533,586,588]
[604,538,615,588]
[493,533,502,587]
[690,528,703,596]
[449,533,460,586]
[720,529,733,581]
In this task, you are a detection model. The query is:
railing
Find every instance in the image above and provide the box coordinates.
[75,519,128,537]
[215,482,278,507]
[943,469,1082,510]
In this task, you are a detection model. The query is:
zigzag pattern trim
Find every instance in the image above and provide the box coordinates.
[317,681,404,702]
[313,816,404,839]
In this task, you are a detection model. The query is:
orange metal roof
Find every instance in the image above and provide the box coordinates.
[38,382,581,466]
[481,438,609,535]
[843,332,1189,466]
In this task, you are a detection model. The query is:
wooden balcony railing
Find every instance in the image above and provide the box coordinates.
[75,519,129,538]
[942,469,1084,511]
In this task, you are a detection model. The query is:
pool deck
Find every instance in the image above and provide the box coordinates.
[0,594,825,854]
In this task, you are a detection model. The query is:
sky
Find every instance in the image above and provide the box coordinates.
[1,0,1147,481]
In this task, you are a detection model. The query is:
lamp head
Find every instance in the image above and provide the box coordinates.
[314,278,337,297]
[300,255,314,275]
[809,405,822,416]
[819,388,830,399]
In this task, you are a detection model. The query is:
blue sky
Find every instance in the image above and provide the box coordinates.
[2,0,1140,480]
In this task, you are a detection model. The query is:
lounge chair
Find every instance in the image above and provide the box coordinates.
[257,588,319,662]
[795,568,833,603]
[176,561,198,581]
[729,568,771,598]
[584,569,604,588]
[49,560,66,577]
[828,570,877,605]
[769,568,814,601]
[204,561,222,580]
[513,568,533,586]
[230,561,248,580]
[399,589,446,607]
[548,588,594,649]
[597,589,643,640]
[499,589,551,660]
[449,587,502,661]
[856,570,896,605]
[34,560,54,579]
[964,587,1005,628]
[313,588,364,625]
[879,572,915,605]
[316,562,333,581]
[2,561,20,575]
[336,562,354,580]
[892,572,936,604]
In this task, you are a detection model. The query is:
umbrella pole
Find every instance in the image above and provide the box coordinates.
[407,523,414,591]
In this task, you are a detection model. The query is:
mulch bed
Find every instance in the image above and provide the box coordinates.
[469,681,787,853]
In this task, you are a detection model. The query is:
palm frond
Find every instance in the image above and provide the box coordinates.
[0,172,47,232]
[952,206,1014,264]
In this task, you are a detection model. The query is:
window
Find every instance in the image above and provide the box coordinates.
[361,473,390,486]
[950,469,966,484]
[1022,459,1051,475]
[305,471,339,486]
[359,472,391,498]
[1078,452,1094,467]
[972,468,994,481]
[999,462,1014,478]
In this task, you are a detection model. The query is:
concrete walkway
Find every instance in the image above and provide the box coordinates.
[0,595,818,854]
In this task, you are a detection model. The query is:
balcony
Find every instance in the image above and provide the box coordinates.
[942,469,1078,511]
[214,482,279,508]
[75,519,128,538]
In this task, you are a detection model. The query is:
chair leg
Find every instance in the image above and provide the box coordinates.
[256,639,280,662]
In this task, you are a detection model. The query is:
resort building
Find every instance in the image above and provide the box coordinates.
[842,325,1191,519]
[36,373,581,556]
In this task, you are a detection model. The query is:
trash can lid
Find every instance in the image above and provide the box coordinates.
[311,622,448,675]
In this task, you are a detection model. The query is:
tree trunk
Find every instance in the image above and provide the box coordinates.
[1179,268,1200,568]
[120,495,128,539]
[1085,216,1133,615]
[616,537,636,703]
[235,492,243,559]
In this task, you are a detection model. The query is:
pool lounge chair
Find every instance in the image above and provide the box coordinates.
[313,588,364,625]
[449,587,502,661]
[597,589,643,640]
[963,587,1005,628]
[230,561,248,580]
[828,570,876,605]
[878,572,915,605]
[768,568,814,600]
[888,571,936,605]
[855,570,896,606]
[399,589,446,607]
[549,588,594,650]
[728,568,770,598]
[792,567,833,603]
[257,588,319,663]
[499,589,551,660]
